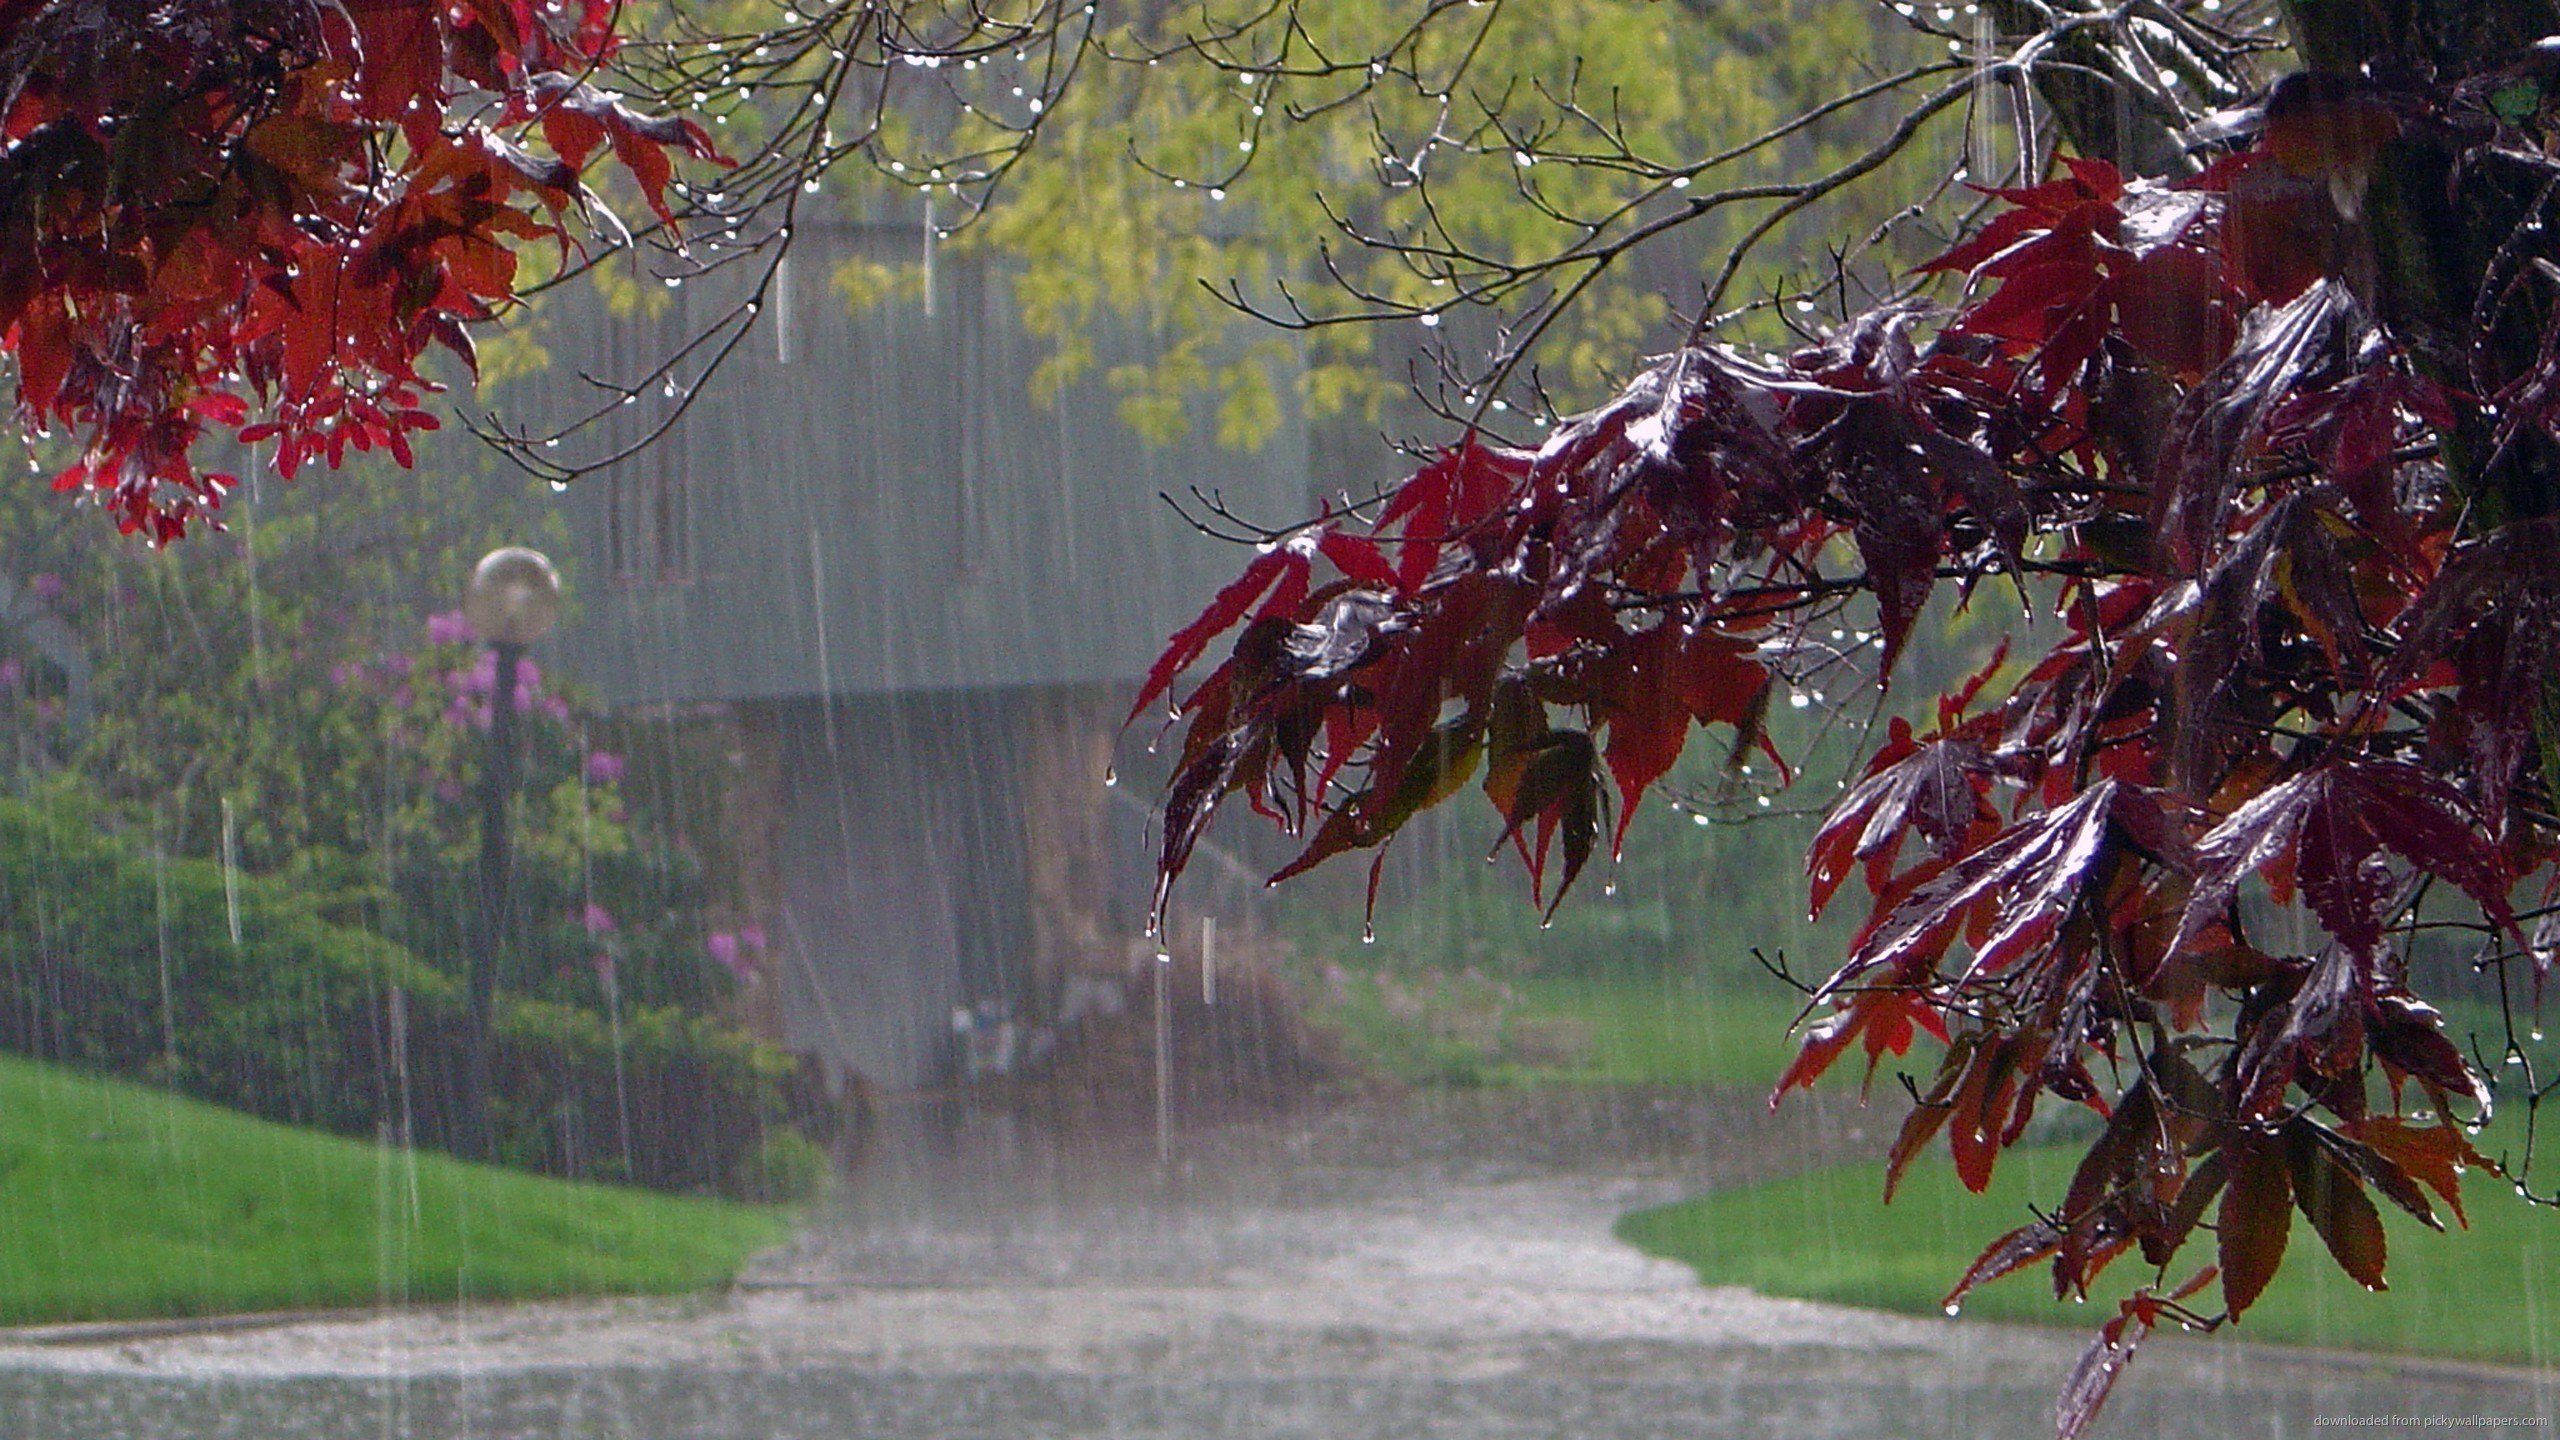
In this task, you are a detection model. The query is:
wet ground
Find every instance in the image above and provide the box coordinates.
[4,1087,2555,1439]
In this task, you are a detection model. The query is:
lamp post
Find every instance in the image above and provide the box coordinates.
[457,547,561,1162]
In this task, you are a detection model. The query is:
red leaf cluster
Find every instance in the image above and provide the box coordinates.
[1143,94,2560,1436]
[0,0,727,540]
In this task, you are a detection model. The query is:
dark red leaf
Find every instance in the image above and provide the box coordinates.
[2366,990,2493,1121]
[1376,436,1528,591]
[2055,1295,2153,1440]
[2111,242,2238,377]
[2383,517,2560,828]
[1944,1219,2065,1314]
[2219,1139,2293,1318]
[2341,1118,2492,1228]
[1844,780,2124,990]
[2174,759,2514,960]
[1126,545,1309,727]
[2153,281,2364,571]
[2300,1121,2443,1233]
[2286,1121,2389,1291]
[1317,530,1399,590]
[523,71,733,224]
[1772,1006,1863,1112]
[1809,718,1996,915]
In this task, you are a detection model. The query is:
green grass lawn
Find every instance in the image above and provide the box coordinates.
[0,1053,794,1325]
[1506,971,1811,1086]
[1618,1136,2560,1364]
[1303,963,1815,1089]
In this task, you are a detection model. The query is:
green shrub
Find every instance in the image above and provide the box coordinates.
[730,1128,833,1204]
[0,790,830,1197]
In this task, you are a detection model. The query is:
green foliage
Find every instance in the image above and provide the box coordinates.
[819,0,1938,445]
[0,1052,790,1324]
[730,1127,835,1205]
[0,787,816,1196]
[0,435,751,1043]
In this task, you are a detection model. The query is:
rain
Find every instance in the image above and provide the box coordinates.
[2,3,2557,1440]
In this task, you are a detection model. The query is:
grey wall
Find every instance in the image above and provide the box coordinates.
[537,224,1313,709]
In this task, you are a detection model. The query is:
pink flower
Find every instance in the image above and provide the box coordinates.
[389,685,413,710]
[585,750,626,784]
[426,610,475,646]
[708,931,752,981]
[541,694,571,722]
[592,953,617,987]
[739,924,767,952]
[582,903,617,935]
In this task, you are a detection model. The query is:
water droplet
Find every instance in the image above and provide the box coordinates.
[2534,1028,2547,1043]
[1361,926,1376,945]
[662,276,683,289]
[1602,880,1617,897]
[1102,767,1119,788]
[1942,1302,1961,1317]
[1155,949,1172,965]
[548,480,569,493]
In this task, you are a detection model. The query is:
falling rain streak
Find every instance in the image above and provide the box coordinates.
[1,7,2553,1440]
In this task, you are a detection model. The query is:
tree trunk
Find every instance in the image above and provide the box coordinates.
[2286,0,2560,523]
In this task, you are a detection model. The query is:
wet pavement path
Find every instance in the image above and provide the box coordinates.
[4,1087,2555,1439]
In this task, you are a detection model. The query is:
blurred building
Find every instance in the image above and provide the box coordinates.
[538,223,1315,1091]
